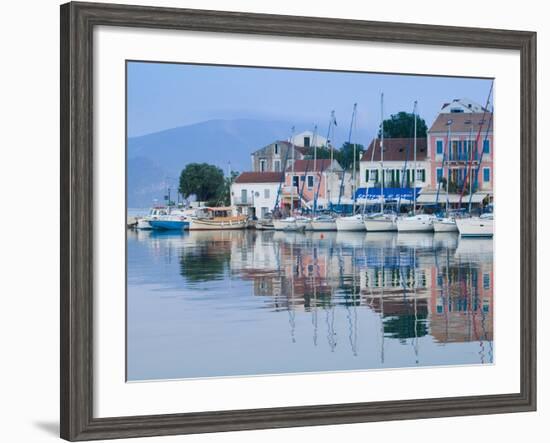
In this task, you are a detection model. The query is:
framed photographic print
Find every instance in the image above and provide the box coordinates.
[60,1,537,441]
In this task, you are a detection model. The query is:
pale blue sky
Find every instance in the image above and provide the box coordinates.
[127,61,493,141]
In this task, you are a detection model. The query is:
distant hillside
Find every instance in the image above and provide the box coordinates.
[126,118,371,207]
[127,119,301,207]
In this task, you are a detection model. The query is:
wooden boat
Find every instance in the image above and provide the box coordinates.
[189,207,248,230]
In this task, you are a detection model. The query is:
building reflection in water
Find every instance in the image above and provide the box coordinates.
[128,228,493,379]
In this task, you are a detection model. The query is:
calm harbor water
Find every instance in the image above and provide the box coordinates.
[127,229,493,381]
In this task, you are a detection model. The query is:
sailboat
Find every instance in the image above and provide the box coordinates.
[456,212,493,237]
[364,93,397,232]
[336,104,366,232]
[397,101,435,233]
[273,127,308,232]
[432,117,458,233]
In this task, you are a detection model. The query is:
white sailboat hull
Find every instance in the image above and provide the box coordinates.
[364,216,397,232]
[273,219,307,231]
[309,220,337,231]
[396,215,434,233]
[433,219,458,232]
[335,216,365,231]
[456,217,493,237]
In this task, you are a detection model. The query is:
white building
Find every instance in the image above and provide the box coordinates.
[359,137,431,190]
[290,130,328,148]
[439,98,488,114]
[231,172,282,218]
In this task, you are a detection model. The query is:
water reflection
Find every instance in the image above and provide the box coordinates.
[127,229,493,380]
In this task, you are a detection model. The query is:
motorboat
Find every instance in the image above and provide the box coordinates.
[149,215,190,231]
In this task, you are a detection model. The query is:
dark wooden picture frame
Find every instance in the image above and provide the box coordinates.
[60,1,537,440]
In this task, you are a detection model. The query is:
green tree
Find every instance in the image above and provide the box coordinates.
[338,142,365,170]
[217,170,240,207]
[178,163,225,203]
[378,112,428,138]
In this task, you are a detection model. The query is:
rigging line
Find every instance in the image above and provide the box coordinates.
[459,81,494,205]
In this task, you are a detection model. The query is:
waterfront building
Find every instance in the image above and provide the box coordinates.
[359,137,430,189]
[426,101,493,205]
[231,172,282,218]
[290,130,329,149]
[250,140,309,172]
[281,158,344,211]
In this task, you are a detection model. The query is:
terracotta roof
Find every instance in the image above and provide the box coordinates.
[234,172,282,184]
[429,112,493,133]
[360,138,427,162]
[287,159,338,172]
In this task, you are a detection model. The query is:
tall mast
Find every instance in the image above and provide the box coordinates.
[445,121,451,215]
[413,101,418,215]
[468,124,474,214]
[351,103,357,213]
[380,93,385,213]
[290,126,295,216]
[311,125,318,216]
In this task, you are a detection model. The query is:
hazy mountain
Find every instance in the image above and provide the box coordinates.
[127,118,371,207]
[127,119,299,207]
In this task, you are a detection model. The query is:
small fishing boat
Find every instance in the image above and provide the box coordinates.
[189,207,248,230]
[273,217,308,231]
[364,213,397,232]
[149,215,190,231]
[433,217,458,233]
[309,215,337,231]
[396,214,435,232]
[456,213,493,237]
[335,214,365,231]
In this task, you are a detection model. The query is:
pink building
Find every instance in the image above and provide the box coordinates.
[428,111,493,196]
[282,158,343,211]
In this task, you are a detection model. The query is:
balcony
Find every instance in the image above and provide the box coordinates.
[233,196,251,205]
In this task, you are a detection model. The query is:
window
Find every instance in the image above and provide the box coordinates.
[240,189,247,203]
[372,170,379,182]
[261,207,269,218]
[259,159,266,172]
[436,140,443,155]
[264,189,270,199]
[365,169,369,182]
[304,136,311,147]
[483,139,490,154]
[437,168,443,182]
[292,176,299,187]
[483,273,490,289]
[307,176,314,188]
[417,169,426,182]
[483,168,491,182]
[274,143,279,155]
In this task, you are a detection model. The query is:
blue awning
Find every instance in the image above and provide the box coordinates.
[355,187,421,201]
